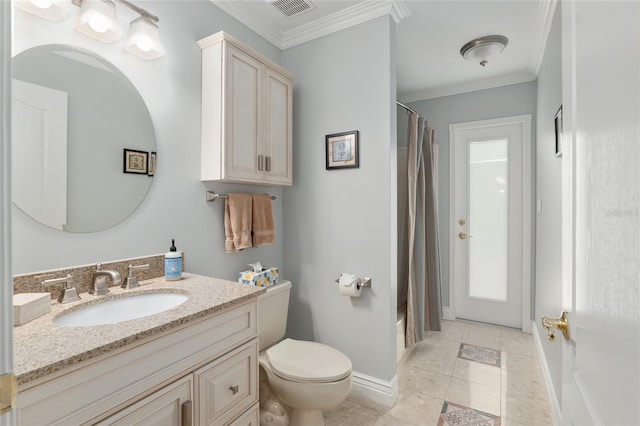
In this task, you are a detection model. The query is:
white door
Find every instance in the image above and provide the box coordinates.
[451,116,531,329]
[558,1,640,424]
[11,79,68,230]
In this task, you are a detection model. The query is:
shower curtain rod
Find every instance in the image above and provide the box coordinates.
[396,100,422,118]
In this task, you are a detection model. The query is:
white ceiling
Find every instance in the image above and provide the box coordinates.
[211,0,556,102]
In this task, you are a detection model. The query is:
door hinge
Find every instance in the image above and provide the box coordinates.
[0,373,16,414]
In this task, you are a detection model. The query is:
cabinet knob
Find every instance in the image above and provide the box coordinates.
[266,156,271,172]
[229,384,239,395]
[258,155,264,171]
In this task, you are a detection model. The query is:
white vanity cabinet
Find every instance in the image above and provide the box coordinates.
[198,31,294,186]
[15,300,259,426]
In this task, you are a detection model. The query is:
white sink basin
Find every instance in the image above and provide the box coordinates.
[53,293,189,327]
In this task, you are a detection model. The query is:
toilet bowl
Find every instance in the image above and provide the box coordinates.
[258,282,352,426]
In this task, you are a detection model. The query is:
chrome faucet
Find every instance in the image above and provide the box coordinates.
[90,263,122,295]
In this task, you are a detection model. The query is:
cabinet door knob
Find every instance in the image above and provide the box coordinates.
[258,155,264,171]
[266,156,271,172]
[229,384,239,395]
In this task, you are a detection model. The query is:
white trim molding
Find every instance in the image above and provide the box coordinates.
[532,322,562,425]
[448,115,532,332]
[441,306,455,321]
[399,71,535,103]
[350,371,398,408]
[527,0,559,77]
[210,0,411,51]
[0,1,15,424]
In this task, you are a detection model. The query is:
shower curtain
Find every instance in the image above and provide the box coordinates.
[400,110,442,347]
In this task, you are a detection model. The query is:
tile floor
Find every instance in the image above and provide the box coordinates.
[323,320,554,426]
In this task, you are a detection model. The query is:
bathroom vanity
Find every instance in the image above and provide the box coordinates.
[13,273,264,425]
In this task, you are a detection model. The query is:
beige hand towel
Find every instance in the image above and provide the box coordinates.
[225,193,253,253]
[252,194,275,247]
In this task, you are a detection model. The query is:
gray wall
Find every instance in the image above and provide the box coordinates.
[534,9,563,408]
[281,16,398,381]
[12,1,285,278]
[409,82,537,307]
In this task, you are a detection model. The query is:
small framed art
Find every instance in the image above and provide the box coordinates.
[123,149,148,175]
[554,106,563,158]
[148,151,156,176]
[326,130,359,170]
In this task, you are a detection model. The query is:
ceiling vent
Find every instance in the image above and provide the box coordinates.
[269,0,316,18]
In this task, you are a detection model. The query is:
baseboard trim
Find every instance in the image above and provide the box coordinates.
[532,321,562,425]
[442,306,455,321]
[350,371,398,407]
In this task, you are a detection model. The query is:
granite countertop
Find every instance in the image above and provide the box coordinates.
[13,273,266,386]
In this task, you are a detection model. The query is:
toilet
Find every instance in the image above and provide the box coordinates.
[258,281,352,426]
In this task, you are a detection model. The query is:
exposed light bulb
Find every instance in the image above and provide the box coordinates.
[135,36,153,52]
[88,14,110,33]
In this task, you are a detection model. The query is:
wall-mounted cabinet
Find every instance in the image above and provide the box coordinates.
[199,31,294,186]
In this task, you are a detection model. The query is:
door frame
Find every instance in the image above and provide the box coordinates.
[448,115,532,332]
[0,0,15,424]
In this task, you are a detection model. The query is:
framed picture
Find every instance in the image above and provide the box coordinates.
[554,106,563,158]
[148,151,156,176]
[326,130,359,169]
[123,149,148,174]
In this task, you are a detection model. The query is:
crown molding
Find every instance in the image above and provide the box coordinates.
[399,71,536,103]
[526,0,558,77]
[210,1,285,49]
[210,1,412,51]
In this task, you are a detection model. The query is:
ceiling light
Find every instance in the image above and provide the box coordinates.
[124,15,165,60]
[14,0,69,22]
[75,0,122,43]
[460,35,509,67]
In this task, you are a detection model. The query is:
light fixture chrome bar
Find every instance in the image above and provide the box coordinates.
[72,0,158,23]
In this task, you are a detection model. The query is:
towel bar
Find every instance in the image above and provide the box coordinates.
[206,191,276,203]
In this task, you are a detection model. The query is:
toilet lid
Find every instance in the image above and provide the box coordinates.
[266,338,352,383]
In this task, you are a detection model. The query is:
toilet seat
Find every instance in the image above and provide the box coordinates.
[266,338,352,383]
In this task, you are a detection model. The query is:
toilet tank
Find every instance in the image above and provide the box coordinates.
[257,280,291,351]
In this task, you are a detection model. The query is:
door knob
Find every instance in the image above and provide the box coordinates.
[458,219,466,226]
[458,232,466,240]
[541,311,569,341]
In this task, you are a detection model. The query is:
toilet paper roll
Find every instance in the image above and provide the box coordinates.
[338,274,363,297]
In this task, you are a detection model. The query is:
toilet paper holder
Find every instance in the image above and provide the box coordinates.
[334,274,372,290]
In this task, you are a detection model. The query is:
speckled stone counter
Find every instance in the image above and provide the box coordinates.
[14,273,266,386]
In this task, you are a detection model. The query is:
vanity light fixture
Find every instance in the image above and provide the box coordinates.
[14,0,69,22]
[123,15,164,60]
[74,0,121,43]
[460,35,509,67]
[72,0,165,59]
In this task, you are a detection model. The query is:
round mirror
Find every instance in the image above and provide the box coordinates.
[12,44,156,233]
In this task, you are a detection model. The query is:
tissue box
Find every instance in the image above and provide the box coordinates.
[13,293,51,326]
[238,267,278,287]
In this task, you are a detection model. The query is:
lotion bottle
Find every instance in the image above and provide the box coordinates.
[165,239,182,281]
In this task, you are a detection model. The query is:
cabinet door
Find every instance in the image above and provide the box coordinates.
[263,68,293,185]
[195,340,258,426]
[229,403,259,426]
[224,45,263,182]
[97,375,193,426]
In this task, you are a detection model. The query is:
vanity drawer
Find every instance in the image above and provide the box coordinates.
[195,339,258,426]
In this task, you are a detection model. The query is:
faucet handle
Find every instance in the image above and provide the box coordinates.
[122,264,150,290]
[42,274,81,304]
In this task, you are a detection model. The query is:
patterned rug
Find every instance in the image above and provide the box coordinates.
[438,401,501,426]
[458,343,501,367]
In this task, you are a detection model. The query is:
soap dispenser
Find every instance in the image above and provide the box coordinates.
[165,239,182,281]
